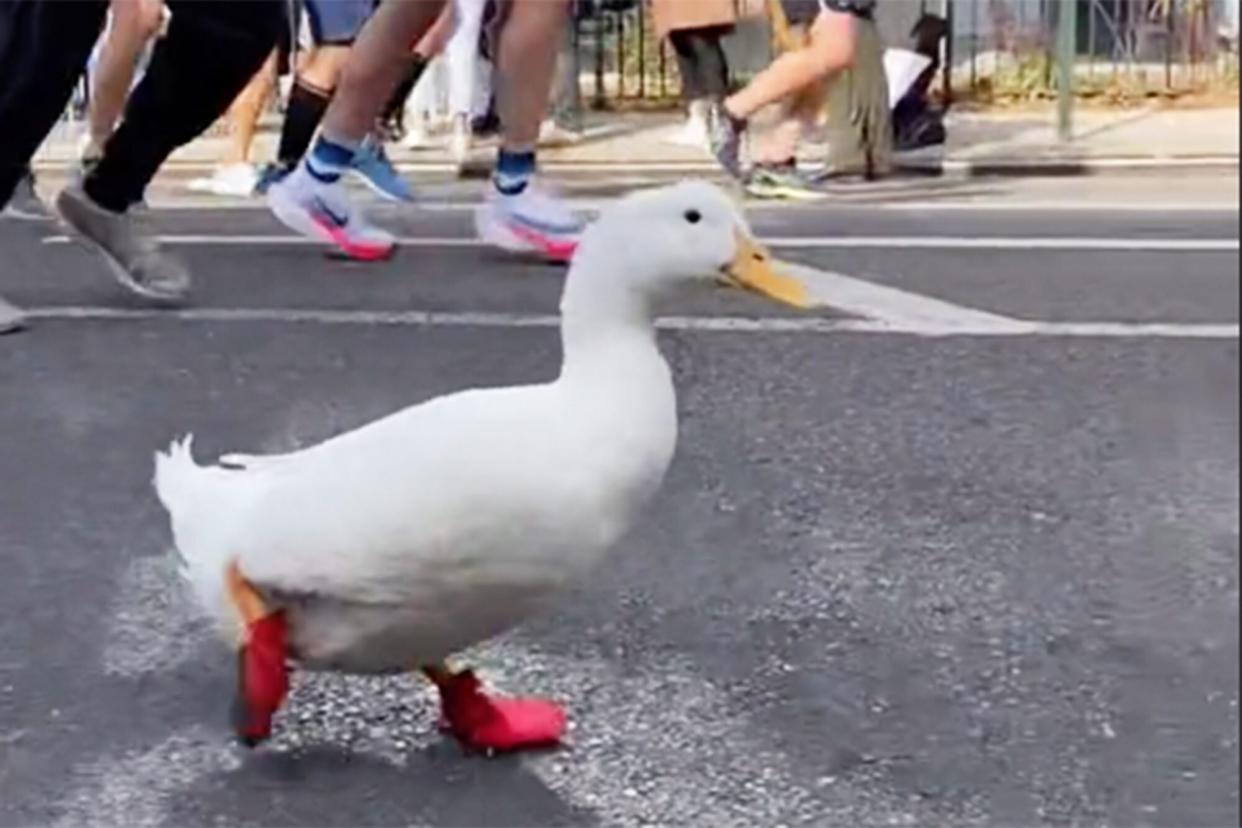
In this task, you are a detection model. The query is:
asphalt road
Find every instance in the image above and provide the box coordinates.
[0,173,1238,827]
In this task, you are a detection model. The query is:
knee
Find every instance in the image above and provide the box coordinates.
[108,0,165,40]
[134,0,167,38]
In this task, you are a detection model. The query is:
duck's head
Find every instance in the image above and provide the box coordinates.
[573,180,809,310]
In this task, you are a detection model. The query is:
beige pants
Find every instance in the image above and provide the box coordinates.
[822,15,892,177]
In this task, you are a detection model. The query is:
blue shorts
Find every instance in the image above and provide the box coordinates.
[304,0,378,46]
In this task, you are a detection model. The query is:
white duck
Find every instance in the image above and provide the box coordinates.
[154,181,809,753]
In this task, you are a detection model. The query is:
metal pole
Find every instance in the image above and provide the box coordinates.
[970,0,978,92]
[1057,0,1077,141]
[616,11,626,99]
[1165,2,1175,90]
[638,4,647,99]
[594,8,605,109]
[943,0,955,109]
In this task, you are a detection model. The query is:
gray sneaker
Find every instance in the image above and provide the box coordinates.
[708,103,748,180]
[3,170,50,221]
[55,185,191,303]
[0,294,25,335]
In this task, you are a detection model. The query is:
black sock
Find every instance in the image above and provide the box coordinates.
[277,80,332,168]
[381,55,428,128]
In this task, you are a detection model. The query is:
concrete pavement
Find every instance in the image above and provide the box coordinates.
[0,175,1238,827]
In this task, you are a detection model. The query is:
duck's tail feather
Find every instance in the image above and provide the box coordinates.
[154,434,253,642]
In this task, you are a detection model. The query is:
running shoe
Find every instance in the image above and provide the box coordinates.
[350,137,414,202]
[55,184,191,302]
[267,170,396,262]
[707,103,747,180]
[253,162,294,195]
[187,163,259,197]
[745,165,828,201]
[3,170,50,220]
[474,181,583,263]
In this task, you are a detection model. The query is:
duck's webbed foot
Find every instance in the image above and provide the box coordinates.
[423,665,566,754]
[226,561,289,747]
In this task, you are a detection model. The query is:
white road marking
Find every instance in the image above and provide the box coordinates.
[101,553,207,677]
[52,726,243,828]
[41,233,1240,251]
[767,236,1240,252]
[22,305,1239,338]
[789,263,1023,333]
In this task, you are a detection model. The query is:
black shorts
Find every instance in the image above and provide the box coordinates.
[782,0,875,25]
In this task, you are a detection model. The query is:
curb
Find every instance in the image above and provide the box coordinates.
[897,155,1241,177]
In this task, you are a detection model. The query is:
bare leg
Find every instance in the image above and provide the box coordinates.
[752,42,827,165]
[88,0,166,156]
[318,0,448,144]
[417,1,457,58]
[723,8,855,120]
[223,51,277,166]
[380,6,455,139]
[494,0,570,151]
[299,44,352,92]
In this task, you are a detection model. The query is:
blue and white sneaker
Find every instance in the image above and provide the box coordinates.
[268,169,396,261]
[254,162,294,196]
[474,180,583,263]
[350,137,414,202]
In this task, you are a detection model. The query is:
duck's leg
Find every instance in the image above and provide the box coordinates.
[225,560,289,747]
[422,664,566,754]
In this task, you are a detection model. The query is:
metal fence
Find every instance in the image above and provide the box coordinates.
[61,0,1239,121]
[571,0,1240,106]
[569,0,794,106]
[950,0,1239,99]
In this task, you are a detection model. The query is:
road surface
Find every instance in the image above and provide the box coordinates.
[1,171,1237,827]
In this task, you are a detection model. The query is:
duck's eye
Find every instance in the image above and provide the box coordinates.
[684,209,702,224]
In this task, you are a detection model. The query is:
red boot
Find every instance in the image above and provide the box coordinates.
[231,612,289,747]
[437,670,566,753]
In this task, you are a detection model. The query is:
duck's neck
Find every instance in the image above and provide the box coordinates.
[557,231,660,382]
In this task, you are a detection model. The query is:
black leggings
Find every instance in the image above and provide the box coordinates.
[0,0,284,209]
[667,25,731,102]
[0,0,107,205]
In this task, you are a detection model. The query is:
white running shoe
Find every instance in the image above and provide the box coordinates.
[267,168,396,262]
[474,180,583,263]
[187,163,259,197]
[665,99,711,148]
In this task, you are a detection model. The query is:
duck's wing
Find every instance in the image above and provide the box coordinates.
[232,384,567,605]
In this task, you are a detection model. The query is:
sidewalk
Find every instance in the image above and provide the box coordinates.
[33,105,1239,175]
